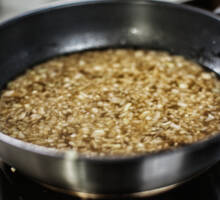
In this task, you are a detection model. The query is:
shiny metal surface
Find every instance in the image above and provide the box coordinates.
[0,0,219,196]
[153,0,192,3]
[39,167,207,198]
[42,182,180,198]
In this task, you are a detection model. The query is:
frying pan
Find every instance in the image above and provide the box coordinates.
[0,0,219,198]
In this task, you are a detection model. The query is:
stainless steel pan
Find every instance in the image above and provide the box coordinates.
[0,0,219,198]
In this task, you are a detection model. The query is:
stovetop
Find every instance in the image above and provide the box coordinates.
[1,161,220,200]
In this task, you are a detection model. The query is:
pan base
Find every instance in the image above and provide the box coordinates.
[35,167,211,199]
[41,182,180,199]
[4,163,210,199]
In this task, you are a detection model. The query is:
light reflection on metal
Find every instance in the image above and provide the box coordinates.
[42,182,180,199]
[152,0,193,3]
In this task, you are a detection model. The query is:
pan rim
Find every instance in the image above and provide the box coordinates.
[1,130,220,162]
[0,0,219,161]
[0,0,219,29]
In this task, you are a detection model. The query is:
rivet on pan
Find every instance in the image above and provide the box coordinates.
[10,167,16,173]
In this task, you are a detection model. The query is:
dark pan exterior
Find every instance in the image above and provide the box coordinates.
[0,0,219,195]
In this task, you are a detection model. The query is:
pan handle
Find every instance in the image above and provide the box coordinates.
[214,7,220,16]
[212,0,220,15]
[170,0,220,16]
[212,0,220,9]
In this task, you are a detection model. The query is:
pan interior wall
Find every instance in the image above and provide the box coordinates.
[0,1,219,87]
